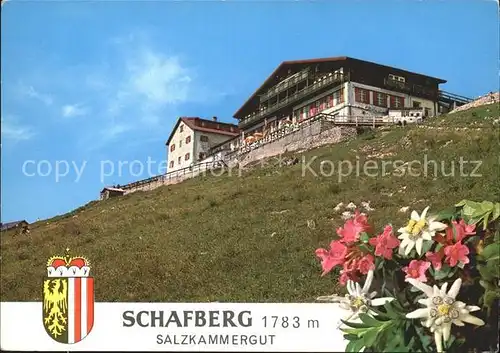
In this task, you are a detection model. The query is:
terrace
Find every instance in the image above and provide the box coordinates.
[238,112,396,154]
[239,72,349,128]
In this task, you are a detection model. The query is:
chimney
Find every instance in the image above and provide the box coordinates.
[212,116,217,122]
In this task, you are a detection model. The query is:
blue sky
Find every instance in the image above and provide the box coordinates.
[1,0,498,223]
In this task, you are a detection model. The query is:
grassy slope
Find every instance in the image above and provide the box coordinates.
[1,104,499,302]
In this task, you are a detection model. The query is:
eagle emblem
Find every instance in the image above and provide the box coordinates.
[42,249,94,344]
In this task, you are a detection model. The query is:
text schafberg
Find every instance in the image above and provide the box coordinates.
[122,310,253,328]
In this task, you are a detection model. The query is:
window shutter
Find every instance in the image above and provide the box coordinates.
[355,88,360,102]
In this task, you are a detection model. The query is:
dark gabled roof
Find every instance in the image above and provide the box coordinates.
[165,117,240,146]
[1,220,28,231]
[233,56,447,117]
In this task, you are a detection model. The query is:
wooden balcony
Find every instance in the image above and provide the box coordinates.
[259,68,311,102]
[384,78,412,92]
[240,72,349,128]
[384,78,439,99]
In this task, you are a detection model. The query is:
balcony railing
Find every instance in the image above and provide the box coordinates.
[240,72,349,128]
[384,78,412,92]
[259,68,311,102]
[237,112,395,154]
[384,78,438,99]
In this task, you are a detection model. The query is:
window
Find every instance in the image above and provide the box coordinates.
[185,153,190,161]
[310,103,317,116]
[200,135,209,142]
[374,92,388,107]
[169,161,174,168]
[355,88,370,104]
[179,140,183,148]
[199,152,206,160]
[185,136,191,144]
[413,101,421,108]
[389,74,405,82]
[326,94,333,108]
[177,157,181,164]
[333,90,341,104]
[170,144,175,152]
[180,124,184,133]
[390,96,404,108]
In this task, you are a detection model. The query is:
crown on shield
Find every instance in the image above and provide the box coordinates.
[46,249,90,277]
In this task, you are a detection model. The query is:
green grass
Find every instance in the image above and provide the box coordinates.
[1,104,499,302]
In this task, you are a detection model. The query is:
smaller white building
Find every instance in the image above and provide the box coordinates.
[166,117,239,173]
[387,107,427,125]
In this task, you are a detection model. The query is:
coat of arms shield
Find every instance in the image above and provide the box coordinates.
[43,252,94,344]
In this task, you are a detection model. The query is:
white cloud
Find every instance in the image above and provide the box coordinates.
[128,50,192,105]
[9,30,227,149]
[21,84,54,106]
[103,47,193,128]
[1,116,35,141]
[61,103,89,118]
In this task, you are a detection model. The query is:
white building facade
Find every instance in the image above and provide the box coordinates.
[166,117,239,173]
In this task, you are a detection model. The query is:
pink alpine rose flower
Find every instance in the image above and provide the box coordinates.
[357,254,375,274]
[403,260,431,282]
[368,225,400,260]
[315,240,347,276]
[336,210,371,244]
[425,250,444,271]
[444,241,470,267]
[453,219,476,242]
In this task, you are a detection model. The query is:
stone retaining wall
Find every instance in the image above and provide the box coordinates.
[101,119,358,199]
[238,120,357,167]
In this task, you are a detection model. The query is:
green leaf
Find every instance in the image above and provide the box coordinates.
[382,302,401,320]
[481,243,500,259]
[345,340,358,352]
[483,212,490,230]
[421,240,434,255]
[492,203,500,221]
[478,265,495,281]
[341,327,365,337]
[479,280,495,290]
[462,204,477,217]
[341,319,371,329]
[358,313,384,327]
[360,233,370,243]
[434,207,457,221]
[455,199,468,207]
[434,266,452,280]
[361,328,379,348]
[345,338,366,352]
[481,201,495,211]
[358,244,371,253]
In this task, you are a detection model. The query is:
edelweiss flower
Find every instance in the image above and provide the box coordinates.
[346,202,357,210]
[341,211,353,220]
[406,278,485,353]
[361,201,375,212]
[398,206,447,256]
[334,202,344,212]
[317,270,394,326]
